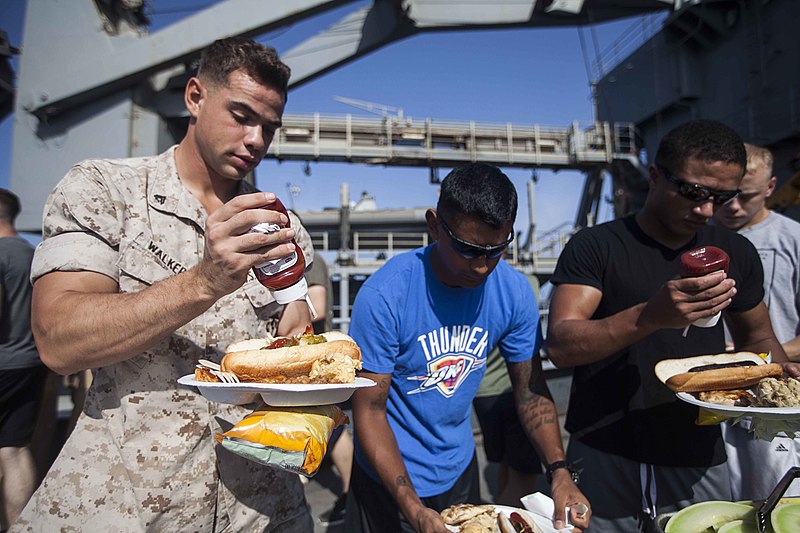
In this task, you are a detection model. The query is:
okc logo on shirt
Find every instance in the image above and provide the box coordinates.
[407,325,489,397]
[407,354,480,398]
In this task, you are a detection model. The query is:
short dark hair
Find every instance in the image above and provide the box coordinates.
[198,37,291,99]
[654,119,746,172]
[437,163,517,228]
[0,188,21,224]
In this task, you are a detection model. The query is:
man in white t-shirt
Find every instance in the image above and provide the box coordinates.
[715,143,800,500]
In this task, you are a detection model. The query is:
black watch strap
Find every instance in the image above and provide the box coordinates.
[545,460,579,484]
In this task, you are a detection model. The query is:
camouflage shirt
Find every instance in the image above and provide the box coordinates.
[14,147,314,533]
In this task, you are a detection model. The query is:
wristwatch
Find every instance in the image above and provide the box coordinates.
[545,460,580,484]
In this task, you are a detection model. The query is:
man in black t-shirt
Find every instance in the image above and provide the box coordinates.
[546,120,796,532]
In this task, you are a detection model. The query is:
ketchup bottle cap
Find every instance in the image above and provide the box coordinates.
[680,246,729,277]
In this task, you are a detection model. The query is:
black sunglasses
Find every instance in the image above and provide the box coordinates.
[438,215,513,259]
[658,166,740,205]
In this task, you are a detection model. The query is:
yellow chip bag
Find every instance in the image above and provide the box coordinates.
[215,404,348,477]
[696,407,730,426]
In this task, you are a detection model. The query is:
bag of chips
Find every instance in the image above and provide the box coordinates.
[215,403,348,477]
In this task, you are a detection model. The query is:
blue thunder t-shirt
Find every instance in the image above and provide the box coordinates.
[349,245,542,497]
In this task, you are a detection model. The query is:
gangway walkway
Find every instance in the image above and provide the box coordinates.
[283,113,647,332]
[269,113,641,170]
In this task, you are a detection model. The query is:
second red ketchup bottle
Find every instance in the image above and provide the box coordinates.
[250,197,318,319]
[679,245,729,333]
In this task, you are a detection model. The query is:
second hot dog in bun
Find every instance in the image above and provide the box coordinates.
[220,328,362,384]
[501,511,541,533]
[654,352,782,393]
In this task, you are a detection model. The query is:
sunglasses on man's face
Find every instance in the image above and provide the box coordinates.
[658,166,740,205]
[438,215,513,259]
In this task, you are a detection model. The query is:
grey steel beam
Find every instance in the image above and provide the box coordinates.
[574,167,604,229]
[283,1,416,90]
[26,0,355,119]
[285,0,675,88]
[404,0,673,28]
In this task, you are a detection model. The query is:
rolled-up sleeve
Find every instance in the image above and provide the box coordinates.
[31,163,123,283]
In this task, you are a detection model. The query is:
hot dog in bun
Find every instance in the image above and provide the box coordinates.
[213,328,362,384]
[655,352,782,393]
[499,511,542,533]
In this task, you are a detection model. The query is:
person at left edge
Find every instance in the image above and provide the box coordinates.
[12,38,315,532]
[0,189,48,530]
[345,163,590,533]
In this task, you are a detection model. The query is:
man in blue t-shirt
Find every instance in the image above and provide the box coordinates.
[345,164,590,533]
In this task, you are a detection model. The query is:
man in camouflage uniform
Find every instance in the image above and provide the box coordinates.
[13,38,315,532]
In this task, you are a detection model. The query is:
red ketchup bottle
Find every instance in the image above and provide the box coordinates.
[679,246,729,331]
[679,246,729,278]
[250,197,317,319]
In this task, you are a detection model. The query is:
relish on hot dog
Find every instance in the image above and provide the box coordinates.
[219,327,362,384]
[654,352,782,393]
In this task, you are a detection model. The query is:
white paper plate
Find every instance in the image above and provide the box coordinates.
[677,392,800,420]
[177,375,376,406]
[444,505,568,533]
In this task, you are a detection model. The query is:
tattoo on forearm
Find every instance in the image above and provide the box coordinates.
[520,394,557,430]
[369,377,390,411]
[395,475,412,488]
[369,390,388,411]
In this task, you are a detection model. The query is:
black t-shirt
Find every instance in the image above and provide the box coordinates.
[550,216,764,466]
[0,236,41,370]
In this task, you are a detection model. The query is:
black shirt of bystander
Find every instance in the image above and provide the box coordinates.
[551,215,764,467]
[0,237,40,370]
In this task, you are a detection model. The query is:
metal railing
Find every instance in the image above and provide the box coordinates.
[270,113,640,169]
[318,227,573,334]
[310,227,574,270]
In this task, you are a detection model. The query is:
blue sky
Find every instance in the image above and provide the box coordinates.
[0,1,665,236]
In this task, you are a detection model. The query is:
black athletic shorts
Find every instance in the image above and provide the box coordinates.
[0,365,48,447]
[344,453,482,533]
[472,391,543,474]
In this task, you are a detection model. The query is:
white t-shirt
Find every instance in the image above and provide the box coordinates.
[723,211,800,501]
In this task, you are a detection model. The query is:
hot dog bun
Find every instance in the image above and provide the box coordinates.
[225,336,275,353]
[666,363,782,393]
[654,352,764,383]
[497,513,516,533]
[654,352,781,393]
[220,331,362,384]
